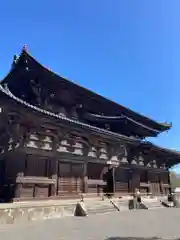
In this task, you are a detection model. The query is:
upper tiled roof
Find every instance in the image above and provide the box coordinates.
[1,45,171,134]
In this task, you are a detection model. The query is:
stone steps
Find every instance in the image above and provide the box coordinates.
[84,200,117,215]
[110,199,129,211]
[141,199,164,209]
[112,197,165,211]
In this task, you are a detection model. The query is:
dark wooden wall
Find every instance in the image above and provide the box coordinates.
[115,168,129,193]
[0,108,172,201]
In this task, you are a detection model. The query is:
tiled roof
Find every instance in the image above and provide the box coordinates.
[0,83,140,144]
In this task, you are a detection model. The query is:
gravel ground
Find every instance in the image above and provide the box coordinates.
[0,208,180,240]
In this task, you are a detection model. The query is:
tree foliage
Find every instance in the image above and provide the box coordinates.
[170,171,180,189]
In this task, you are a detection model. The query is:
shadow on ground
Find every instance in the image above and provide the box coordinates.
[106,237,180,240]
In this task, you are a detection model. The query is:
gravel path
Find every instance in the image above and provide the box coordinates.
[0,208,180,240]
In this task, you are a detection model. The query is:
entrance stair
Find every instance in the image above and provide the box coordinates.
[78,196,169,216]
[141,197,164,209]
[84,198,117,215]
[110,197,130,211]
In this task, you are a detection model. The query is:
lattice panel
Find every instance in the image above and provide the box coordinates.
[58,177,71,194]
[58,162,83,195]
[71,177,82,193]
[58,177,82,195]
[150,183,160,194]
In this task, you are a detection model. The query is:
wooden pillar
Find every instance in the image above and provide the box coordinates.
[131,169,140,193]
[52,136,58,197]
[128,169,133,193]
[55,159,59,196]
[167,171,172,194]
[51,159,58,196]
[0,159,5,188]
[158,173,163,194]
[83,162,88,193]
[149,171,155,194]
[45,159,50,178]
[14,183,22,199]
[155,172,160,195]
[112,167,115,194]
[24,154,28,176]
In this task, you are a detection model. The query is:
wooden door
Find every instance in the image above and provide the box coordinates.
[87,163,106,194]
[71,163,83,194]
[58,162,83,197]
[149,172,161,195]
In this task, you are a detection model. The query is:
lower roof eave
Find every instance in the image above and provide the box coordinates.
[167,159,180,168]
[141,141,180,155]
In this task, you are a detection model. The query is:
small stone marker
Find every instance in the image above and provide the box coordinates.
[74,202,88,216]
[173,194,180,208]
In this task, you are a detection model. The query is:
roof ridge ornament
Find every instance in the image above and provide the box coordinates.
[22,44,28,53]
[13,54,19,63]
[11,54,20,69]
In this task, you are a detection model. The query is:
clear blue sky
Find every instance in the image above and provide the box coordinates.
[0,1,180,171]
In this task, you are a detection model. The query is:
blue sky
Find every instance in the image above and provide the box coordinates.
[0,1,180,171]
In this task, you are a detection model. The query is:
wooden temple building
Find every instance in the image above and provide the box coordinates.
[0,45,179,202]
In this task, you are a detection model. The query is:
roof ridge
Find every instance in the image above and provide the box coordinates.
[20,47,172,131]
[0,46,172,132]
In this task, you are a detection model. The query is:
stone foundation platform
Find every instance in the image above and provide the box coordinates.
[0,199,78,224]
[0,196,167,224]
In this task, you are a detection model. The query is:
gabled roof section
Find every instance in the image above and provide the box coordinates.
[1,45,172,134]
